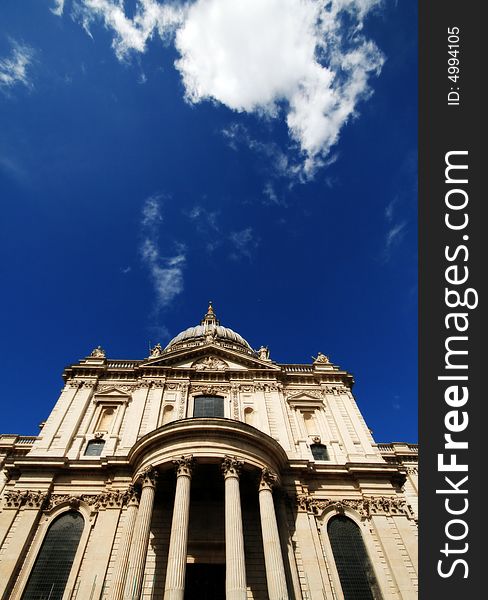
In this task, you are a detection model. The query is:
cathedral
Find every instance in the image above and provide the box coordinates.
[0,304,418,600]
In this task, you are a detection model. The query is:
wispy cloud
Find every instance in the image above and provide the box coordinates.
[73,0,186,60]
[140,195,186,309]
[229,227,259,260]
[0,42,35,92]
[51,0,65,16]
[66,0,385,178]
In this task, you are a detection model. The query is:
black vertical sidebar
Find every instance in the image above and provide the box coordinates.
[419,2,484,599]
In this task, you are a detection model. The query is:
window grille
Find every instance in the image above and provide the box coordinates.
[84,439,105,456]
[327,516,382,600]
[21,511,84,600]
[311,443,329,460]
[193,396,225,418]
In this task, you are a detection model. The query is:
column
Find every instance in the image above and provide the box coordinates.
[222,457,247,600]
[164,456,195,600]
[258,468,288,600]
[109,487,140,600]
[123,468,158,600]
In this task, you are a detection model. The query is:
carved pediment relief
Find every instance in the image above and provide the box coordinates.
[94,386,133,397]
[286,390,325,407]
[192,356,228,371]
[143,345,281,372]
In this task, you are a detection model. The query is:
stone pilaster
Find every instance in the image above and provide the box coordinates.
[108,486,140,600]
[123,468,158,600]
[258,468,288,600]
[163,456,195,600]
[222,456,247,600]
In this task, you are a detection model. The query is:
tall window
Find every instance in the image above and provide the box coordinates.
[193,395,225,418]
[21,511,84,600]
[328,516,382,600]
[84,439,105,456]
[311,443,329,461]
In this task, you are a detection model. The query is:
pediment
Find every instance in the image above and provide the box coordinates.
[142,344,281,372]
[94,386,131,397]
[286,390,324,406]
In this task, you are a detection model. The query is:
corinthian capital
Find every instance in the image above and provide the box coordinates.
[221,456,244,478]
[259,467,278,491]
[139,466,158,488]
[173,455,195,477]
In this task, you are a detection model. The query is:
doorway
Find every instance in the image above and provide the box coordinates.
[184,563,225,600]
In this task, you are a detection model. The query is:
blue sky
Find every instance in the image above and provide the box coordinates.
[0,0,417,443]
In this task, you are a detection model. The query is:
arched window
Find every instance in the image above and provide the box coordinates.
[328,516,382,600]
[84,439,105,456]
[193,395,224,418]
[311,443,329,461]
[21,511,84,600]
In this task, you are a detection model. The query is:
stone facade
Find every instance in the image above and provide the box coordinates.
[0,305,418,599]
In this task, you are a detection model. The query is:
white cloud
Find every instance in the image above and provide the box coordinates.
[176,0,384,176]
[69,0,384,176]
[140,196,186,308]
[0,42,35,91]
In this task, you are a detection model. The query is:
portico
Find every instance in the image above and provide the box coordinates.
[112,418,290,600]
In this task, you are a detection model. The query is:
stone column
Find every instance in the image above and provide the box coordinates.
[222,457,247,600]
[258,468,288,600]
[109,486,140,600]
[164,456,195,600]
[123,468,158,600]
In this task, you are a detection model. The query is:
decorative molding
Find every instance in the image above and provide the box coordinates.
[96,384,135,393]
[135,380,152,390]
[296,495,416,520]
[3,490,50,510]
[190,384,229,396]
[177,382,189,419]
[45,487,140,512]
[221,456,244,478]
[230,383,240,419]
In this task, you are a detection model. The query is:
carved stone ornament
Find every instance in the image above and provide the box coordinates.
[90,346,106,358]
[297,495,415,520]
[191,384,228,396]
[46,487,139,512]
[313,352,330,364]
[286,389,323,402]
[257,346,270,360]
[149,343,164,358]
[96,384,136,393]
[192,356,228,371]
[173,455,195,477]
[221,456,244,478]
[3,490,50,510]
[259,467,278,491]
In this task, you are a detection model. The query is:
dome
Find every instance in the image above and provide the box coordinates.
[164,303,253,353]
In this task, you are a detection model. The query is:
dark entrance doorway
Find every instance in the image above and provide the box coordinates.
[184,563,225,600]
